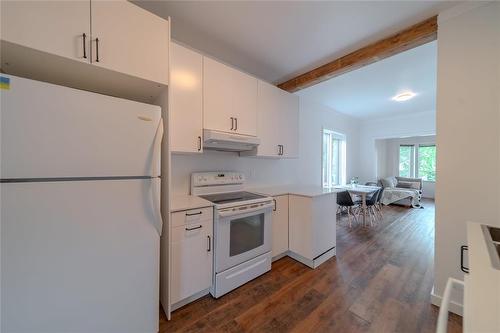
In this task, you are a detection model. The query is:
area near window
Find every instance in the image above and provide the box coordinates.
[398,144,436,181]
[322,129,346,188]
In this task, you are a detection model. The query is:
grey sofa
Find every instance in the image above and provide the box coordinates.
[378,176,423,207]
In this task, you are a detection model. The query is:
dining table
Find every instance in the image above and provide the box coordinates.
[334,184,381,225]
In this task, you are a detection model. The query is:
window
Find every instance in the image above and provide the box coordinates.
[322,130,346,188]
[418,145,436,181]
[398,144,436,181]
[399,145,415,177]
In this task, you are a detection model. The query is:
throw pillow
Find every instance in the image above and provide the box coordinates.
[398,180,420,190]
[381,177,395,188]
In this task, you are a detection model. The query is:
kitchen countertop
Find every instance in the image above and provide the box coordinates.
[170,194,214,213]
[249,185,343,198]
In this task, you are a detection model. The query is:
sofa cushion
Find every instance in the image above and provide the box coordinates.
[397,181,420,190]
[381,176,397,188]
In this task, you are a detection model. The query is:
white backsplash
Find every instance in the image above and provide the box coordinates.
[171,150,299,194]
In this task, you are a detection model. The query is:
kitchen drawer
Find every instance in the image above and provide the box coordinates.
[171,207,213,227]
[171,219,212,242]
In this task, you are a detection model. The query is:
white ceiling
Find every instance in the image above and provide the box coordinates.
[134,1,459,84]
[297,41,437,119]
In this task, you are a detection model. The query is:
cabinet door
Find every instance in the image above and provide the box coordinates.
[170,43,203,153]
[171,220,212,304]
[91,0,169,85]
[280,92,299,158]
[272,195,289,258]
[1,1,90,62]
[232,70,257,136]
[256,81,282,157]
[203,57,234,133]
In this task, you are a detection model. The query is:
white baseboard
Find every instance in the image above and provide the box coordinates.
[171,288,210,312]
[272,252,289,262]
[430,291,463,317]
[287,247,336,269]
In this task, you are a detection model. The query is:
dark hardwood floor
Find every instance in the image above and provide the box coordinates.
[159,199,462,332]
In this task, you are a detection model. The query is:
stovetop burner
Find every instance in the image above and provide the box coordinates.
[200,191,267,205]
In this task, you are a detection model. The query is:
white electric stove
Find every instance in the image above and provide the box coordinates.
[191,172,274,298]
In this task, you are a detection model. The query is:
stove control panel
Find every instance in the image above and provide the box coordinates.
[192,172,245,187]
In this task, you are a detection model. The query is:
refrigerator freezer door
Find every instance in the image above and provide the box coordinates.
[1,179,160,333]
[0,75,162,179]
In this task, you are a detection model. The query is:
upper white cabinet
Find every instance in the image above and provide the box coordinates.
[245,81,299,158]
[1,1,90,63]
[0,0,169,90]
[91,1,169,85]
[170,43,203,153]
[203,57,257,136]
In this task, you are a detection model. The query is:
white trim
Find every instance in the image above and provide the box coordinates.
[431,290,464,317]
[438,1,492,24]
[171,288,210,312]
[287,248,336,269]
[322,128,347,187]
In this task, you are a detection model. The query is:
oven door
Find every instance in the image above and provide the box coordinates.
[215,201,273,273]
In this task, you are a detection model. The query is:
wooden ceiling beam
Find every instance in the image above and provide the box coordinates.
[277,15,438,93]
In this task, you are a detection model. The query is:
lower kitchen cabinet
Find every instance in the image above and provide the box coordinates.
[272,195,289,259]
[288,194,337,268]
[170,207,213,306]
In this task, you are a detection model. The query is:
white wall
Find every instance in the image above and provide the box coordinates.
[376,135,436,198]
[358,110,436,183]
[171,97,361,194]
[297,97,361,186]
[434,1,500,312]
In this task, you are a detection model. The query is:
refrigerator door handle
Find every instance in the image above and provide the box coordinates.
[152,118,164,177]
[151,118,164,236]
[152,179,163,236]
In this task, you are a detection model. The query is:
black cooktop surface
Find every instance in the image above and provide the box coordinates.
[200,191,267,205]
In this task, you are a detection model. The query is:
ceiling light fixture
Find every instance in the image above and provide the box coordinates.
[392,91,417,102]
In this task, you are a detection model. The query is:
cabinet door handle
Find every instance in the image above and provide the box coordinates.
[460,245,469,273]
[185,211,202,216]
[82,33,87,59]
[235,118,238,131]
[207,235,211,252]
[230,117,234,130]
[185,225,202,231]
[95,37,100,62]
[197,136,202,151]
[281,145,284,156]
[273,199,277,211]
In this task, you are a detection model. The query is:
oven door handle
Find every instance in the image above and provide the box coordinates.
[218,202,274,218]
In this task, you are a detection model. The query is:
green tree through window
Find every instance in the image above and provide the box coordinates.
[418,145,436,181]
[399,145,414,177]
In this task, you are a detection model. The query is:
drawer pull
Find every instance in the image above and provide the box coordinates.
[185,225,202,231]
[186,211,202,216]
[82,33,87,59]
[460,245,469,273]
[95,37,100,62]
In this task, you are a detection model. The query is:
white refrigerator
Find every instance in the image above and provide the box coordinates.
[0,75,163,333]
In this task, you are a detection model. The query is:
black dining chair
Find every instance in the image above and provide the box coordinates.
[365,188,382,226]
[375,188,384,218]
[336,191,360,227]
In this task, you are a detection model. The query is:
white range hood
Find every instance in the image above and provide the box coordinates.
[203,129,260,152]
